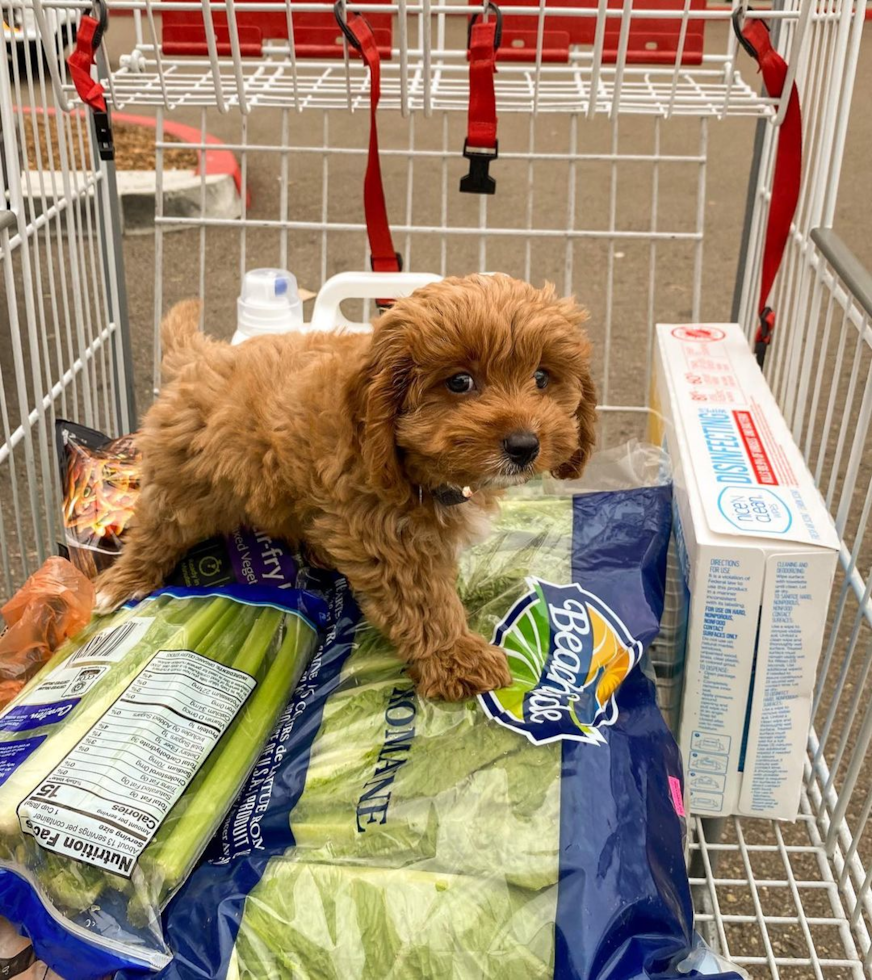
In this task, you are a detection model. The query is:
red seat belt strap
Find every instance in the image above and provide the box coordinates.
[460,7,500,195]
[335,4,401,286]
[736,15,802,367]
[67,9,115,161]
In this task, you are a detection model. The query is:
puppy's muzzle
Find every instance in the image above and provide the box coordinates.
[503,431,540,468]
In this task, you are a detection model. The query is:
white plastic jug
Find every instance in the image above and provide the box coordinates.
[232,268,304,344]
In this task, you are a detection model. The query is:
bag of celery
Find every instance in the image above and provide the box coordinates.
[0,584,325,978]
[143,484,746,980]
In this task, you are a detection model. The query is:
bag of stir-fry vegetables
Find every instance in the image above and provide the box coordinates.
[56,420,143,580]
[0,584,326,978]
[56,421,298,592]
[136,477,746,980]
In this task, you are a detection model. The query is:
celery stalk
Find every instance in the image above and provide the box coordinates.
[2,604,139,712]
[136,608,283,889]
[0,597,227,838]
[2,597,230,911]
[40,852,106,913]
[233,607,282,676]
[197,602,256,665]
[145,614,312,907]
[35,596,243,915]
[1,594,315,931]
[182,596,235,649]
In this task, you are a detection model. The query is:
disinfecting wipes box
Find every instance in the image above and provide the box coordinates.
[649,324,838,820]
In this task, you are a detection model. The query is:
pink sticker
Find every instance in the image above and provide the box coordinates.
[668,776,686,817]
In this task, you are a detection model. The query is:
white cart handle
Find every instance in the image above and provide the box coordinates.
[308,271,442,332]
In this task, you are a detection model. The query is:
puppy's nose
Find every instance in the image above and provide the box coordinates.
[503,431,540,467]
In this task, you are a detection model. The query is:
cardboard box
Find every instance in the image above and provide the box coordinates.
[648,324,839,820]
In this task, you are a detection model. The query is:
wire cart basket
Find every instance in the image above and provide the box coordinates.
[0,0,871,974]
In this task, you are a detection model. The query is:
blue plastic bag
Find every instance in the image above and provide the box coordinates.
[130,484,745,980]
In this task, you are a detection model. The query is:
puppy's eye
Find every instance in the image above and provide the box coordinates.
[534,369,550,389]
[446,373,475,394]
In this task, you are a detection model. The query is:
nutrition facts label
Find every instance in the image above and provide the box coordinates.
[18,648,255,877]
[745,560,811,812]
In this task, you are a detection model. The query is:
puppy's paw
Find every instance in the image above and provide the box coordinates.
[412,634,512,702]
[94,589,122,616]
[94,571,152,615]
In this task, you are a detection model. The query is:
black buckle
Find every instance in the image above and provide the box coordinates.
[732,5,768,59]
[468,0,503,50]
[370,252,403,273]
[333,0,366,50]
[93,109,114,162]
[460,139,498,195]
[754,306,774,367]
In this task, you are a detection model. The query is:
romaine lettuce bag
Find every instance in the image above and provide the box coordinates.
[0,585,326,979]
[144,485,745,980]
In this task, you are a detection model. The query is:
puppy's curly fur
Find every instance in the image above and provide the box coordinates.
[95,275,597,701]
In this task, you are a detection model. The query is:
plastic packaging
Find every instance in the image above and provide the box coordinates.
[56,420,142,579]
[56,420,299,592]
[137,472,747,980]
[0,584,327,978]
[526,440,683,731]
[232,268,303,344]
[538,437,672,496]
[0,557,95,709]
[56,419,235,588]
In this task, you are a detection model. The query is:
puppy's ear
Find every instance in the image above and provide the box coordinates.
[552,362,598,481]
[549,291,598,481]
[352,311,413,501]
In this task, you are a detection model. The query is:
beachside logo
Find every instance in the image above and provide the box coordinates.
[479,579,642,746]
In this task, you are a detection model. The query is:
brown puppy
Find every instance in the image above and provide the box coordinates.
[95,275,597,701]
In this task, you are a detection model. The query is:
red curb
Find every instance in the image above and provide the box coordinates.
[15,105,248,207]
[111,111,250,207]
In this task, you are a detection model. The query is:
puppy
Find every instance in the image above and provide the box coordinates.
[95,275,597,701]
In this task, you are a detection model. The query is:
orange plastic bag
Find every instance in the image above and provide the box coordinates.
[0,557,95,708]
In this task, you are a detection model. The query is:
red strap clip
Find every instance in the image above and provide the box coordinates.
[461,2,501,195]
[66,2,114,161]
[334,2,401,307]
[755,306,776,366]
[733,9,802,368]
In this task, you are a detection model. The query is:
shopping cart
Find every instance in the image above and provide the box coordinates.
[0,0,870,974]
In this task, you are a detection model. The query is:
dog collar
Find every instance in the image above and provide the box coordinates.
[431,485,470,507]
